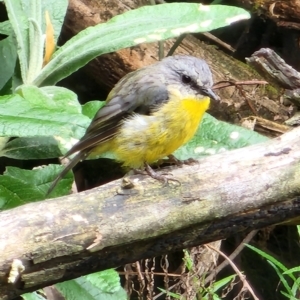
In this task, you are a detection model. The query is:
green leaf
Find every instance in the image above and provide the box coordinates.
[0,77,13,96]
[20,85,82,113]
[25,0,68,83]
[26,1,44,84]
[82,101,105,119]
[291,276,300,297]
[0,136,62,159]
[0,35,18,90]
[0,137,9,152]
[0,165,73,210]
[0,90,89,140]
[4,0,30,83]
[4,0,68,85]
[280,291,298,300]
[174,113,269,160]
[32,3,250,86]
[268,261,293,297]
[55,270,127,300]
[22,291,46,300]
[44,164,74,199]
[157,288,181,299]
[84,270,124,294]
[40,0,68,42]
[246,244,297,281]
[203,274,236,298]
[183,249,193,271]
[246,243,300,299]
[283,266,300,275]
[0,20,13,35]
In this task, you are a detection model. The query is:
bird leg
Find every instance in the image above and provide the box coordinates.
[144,162,180,186]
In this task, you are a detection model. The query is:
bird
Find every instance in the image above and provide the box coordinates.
[47,55,219,195]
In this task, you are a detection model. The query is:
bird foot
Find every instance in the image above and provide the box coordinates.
[144,163,181,187]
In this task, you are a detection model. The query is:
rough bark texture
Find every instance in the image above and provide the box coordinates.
[1,127,300,299]
[234,0,300,26]
[247,48,300,106]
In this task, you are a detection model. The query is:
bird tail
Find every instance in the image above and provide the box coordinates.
[46,151,88,197]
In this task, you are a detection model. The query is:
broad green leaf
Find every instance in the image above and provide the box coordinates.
[56,270,127,300]
[40,0,68,42]
[26,0,68,83]
[0,92,89,139]
[174,113,269,160]
[0,165,73,209]
[0,137,9,152]
[20,85,82,113]
[12,63,23,91]
[82,101,105,119]
[21,0,68,41]
[26,0,44,84]
[0,136,62,159]
[4,0,29,82]
[4,0,68,85]
[32,3,250,86]
[211,0,224,4]
[44,164,74,199]
[0,35,18,90]
[0,20,13,35]
[22,291,46,300]
[84,270,124,293]
[0,78,13,96]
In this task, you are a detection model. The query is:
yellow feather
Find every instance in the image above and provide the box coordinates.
[108,88,210,168]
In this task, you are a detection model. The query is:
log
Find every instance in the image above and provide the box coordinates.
[1,127,300,299]
[233,0,300,28]
[246,48,300,107]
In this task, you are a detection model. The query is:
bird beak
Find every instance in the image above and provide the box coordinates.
[201,88,220,101]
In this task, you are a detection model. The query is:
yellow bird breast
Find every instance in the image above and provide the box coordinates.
[111,94,210,168]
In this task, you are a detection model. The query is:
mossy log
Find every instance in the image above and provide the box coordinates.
[1,127,300,299]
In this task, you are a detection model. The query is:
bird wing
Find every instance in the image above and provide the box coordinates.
[65,71,169,157]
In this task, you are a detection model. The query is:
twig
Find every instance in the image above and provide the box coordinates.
[167,34,186,57]
[204,230,258,284]
[119,271,182,277]
[201,32,236,53]
[206,244,260,300]
[213,80,268,90]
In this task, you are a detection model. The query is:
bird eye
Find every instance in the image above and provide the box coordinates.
[181,74,191,84]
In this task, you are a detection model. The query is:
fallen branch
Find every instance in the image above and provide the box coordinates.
[1,127,300,299]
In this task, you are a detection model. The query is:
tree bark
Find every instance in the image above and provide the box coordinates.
[1,127,300,299]
[233,0,300,27]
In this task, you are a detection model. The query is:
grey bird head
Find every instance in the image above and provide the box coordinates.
[159,55,219,101]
